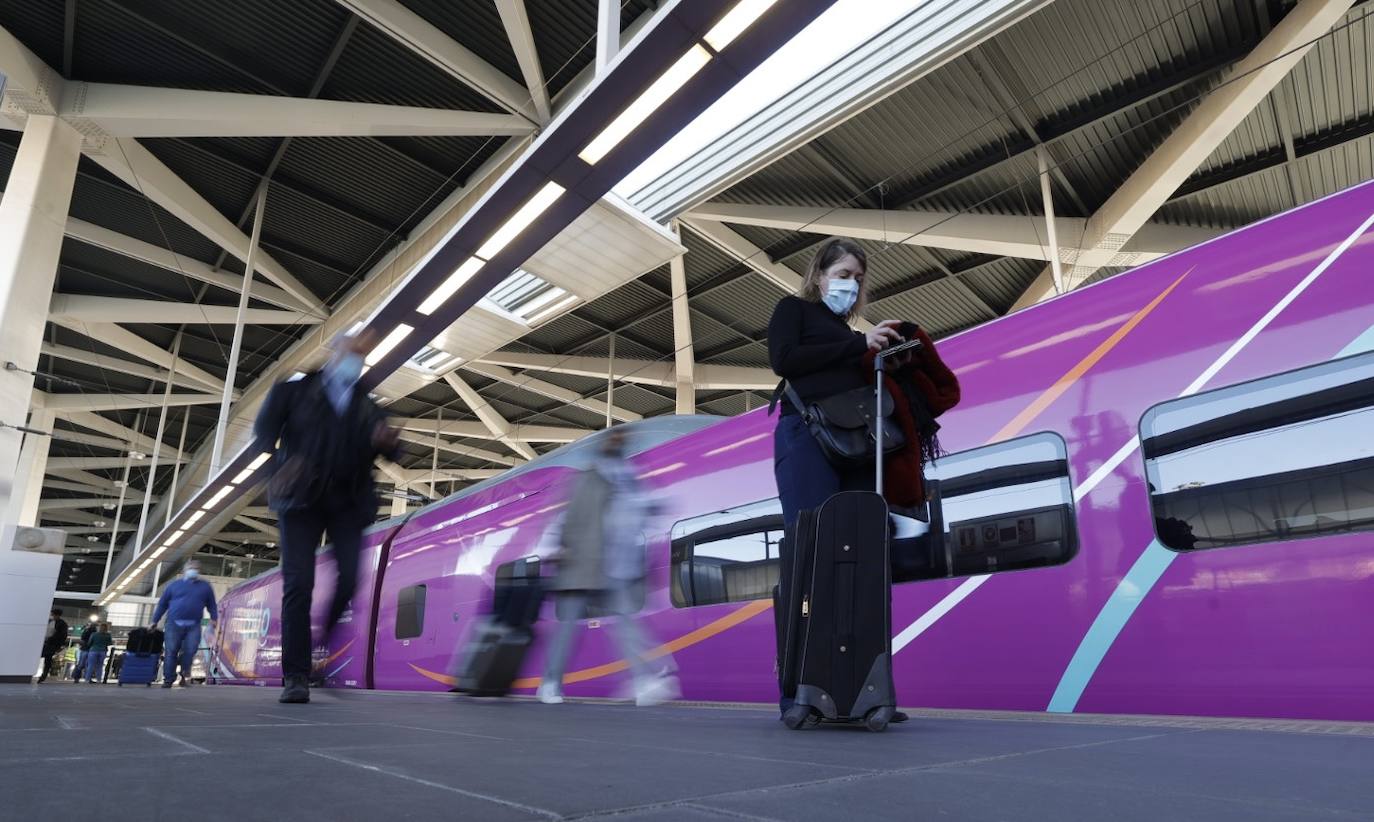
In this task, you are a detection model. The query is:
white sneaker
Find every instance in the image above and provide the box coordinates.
[634,674,680,707]
[536,682,563,704]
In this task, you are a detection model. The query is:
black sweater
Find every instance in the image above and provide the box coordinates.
[768,296,868,414]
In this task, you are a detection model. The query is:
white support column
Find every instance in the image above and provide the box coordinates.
[1037,146,1064,296]
[606,334,616,429]
[0,115,81,516]
[596,0,620,75]
[0,114,81,682]
[495,0,551,123]
[7,406,55,526]
[669,228,695,415]
[212,185,267,475]
[390,488,409,517]
[442,372,538,460]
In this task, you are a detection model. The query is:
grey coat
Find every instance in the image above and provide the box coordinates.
[550,468,611,592]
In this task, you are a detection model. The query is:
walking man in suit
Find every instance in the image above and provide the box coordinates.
[254,329,400,704]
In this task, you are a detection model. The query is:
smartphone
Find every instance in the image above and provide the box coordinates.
[878,337,924,359]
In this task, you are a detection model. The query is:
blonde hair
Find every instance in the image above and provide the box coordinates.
[797,237,869,322]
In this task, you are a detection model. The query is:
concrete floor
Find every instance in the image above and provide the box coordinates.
[3,682,1371,821]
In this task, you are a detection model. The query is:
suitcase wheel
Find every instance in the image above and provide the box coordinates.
[782,705,819,730]
[864,706,894,733]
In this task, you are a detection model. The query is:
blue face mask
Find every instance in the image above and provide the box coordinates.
[822,277,859,316]
[184,568,199,580]
[327,352,365,387]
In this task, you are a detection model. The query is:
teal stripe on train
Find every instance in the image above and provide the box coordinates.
[1047,320,1374,713]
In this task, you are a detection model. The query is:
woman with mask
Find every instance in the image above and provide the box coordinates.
[768,237,904,527]
[766,237,908,721]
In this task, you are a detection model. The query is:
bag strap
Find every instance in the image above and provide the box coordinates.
[767,379,811,420]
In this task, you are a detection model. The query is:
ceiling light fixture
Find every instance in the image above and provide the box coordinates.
[246,452,272,472]
[202,486,232,510]
[418,258,485,316]
[578,46,711,164]
[476,183,566,260]
[366,324,414,367]
[704,0,779,49]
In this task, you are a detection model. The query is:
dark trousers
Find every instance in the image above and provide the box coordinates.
[38,642,59,681]
[772,414,867,712]
[278,497,365,679]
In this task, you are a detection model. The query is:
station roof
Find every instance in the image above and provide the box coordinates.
[3,0,1370,591]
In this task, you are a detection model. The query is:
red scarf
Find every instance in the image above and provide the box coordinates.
[861,326,961,508]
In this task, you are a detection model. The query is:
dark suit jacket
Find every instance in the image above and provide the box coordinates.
[44,618,69,652]
[253,371,401,514]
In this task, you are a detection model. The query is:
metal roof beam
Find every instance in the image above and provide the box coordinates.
[57,410,183,459]
[462,362,643,423]
[62,83,535,138]
[40,342,207,394]
[669,226,695,414]
[495,0,551,123]
[1015,0,1357,304]
[475,351,777,391]
[91,138,328,316]
[336,0,541,124]
[35,392,220,413]
[38,498,120,512]
[42,478,142,496]
[1169,112,1374,203]
[441,372,537,460]
[46,456,187,470]
[686,203,1219,268]
[393,431,519,467]
[49,294,324,326]
[62,217,319,315]
[47,321,225,393]
[383,467,505,484]
[392,416,584,444]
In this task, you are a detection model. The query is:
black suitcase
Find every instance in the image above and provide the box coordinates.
[778,491,897,731]
[451,618,534,696]
[126,627,164,655]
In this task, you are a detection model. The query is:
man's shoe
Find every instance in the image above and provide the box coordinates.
[279,675,310,704]
[634,673,680,707]
[891,711,909,723]
[161,681,174,689]
[536,682,563,705]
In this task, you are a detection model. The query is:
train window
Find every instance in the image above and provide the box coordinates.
[1140,351,1374,552]
[899,431,1078,582]
[492,556,542,625]
[395,584,427,639]
[670,499,783,607]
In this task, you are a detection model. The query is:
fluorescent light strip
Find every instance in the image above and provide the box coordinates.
[185,511,205,526]
[366,324,414,366]
[477,183,566,260]
[579,45,711,164]
[704,0,779,49]
[202,487,232,510]
[525,294,579,325]
[231,468,254,484]
[418,257,485,316]
[167,530,186,543]
[247,452,272,471]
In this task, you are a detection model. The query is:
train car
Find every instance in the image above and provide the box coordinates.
[216,179,1374,721]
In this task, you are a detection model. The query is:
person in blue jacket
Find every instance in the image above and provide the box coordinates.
[150,559,218,688]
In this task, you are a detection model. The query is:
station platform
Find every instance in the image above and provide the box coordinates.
[3,683,1370,821]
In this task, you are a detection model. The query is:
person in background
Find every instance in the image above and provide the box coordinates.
[83,622,112,683]
[72,620,95,681]
[36,607,69,683]
[254,329,401,704]
[537,428,678,707]
[150,559,218,688]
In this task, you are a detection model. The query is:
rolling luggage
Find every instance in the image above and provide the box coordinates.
[777,341,914,732]
[778,492,896,731]
[451,565,543,697]
[118,651,160,686]
[126,627,164,655]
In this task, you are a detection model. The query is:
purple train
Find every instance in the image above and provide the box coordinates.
[215,180,1374,721]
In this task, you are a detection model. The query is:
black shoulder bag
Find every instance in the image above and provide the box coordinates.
[780,381,906,468]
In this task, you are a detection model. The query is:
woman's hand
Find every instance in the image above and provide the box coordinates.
[864,320,903,352]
